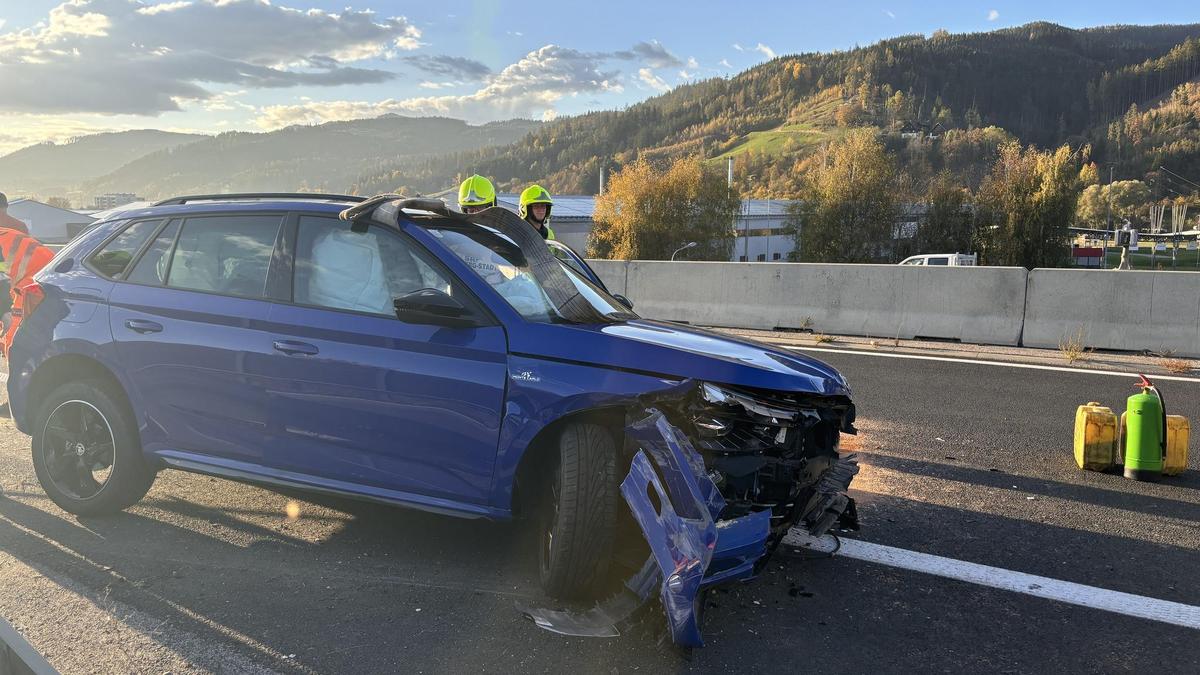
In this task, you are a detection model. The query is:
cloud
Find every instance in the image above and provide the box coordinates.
[638,68,670,93]
[988,9,1000,21]
[885,10,896,19]
[754,43,777,59]
[733,42,776,60]
[679,70,694,80]
[614,40,682,68]
[0,0,420,115]
[686,56,699,69]
[403,54,491,81]
[719,58,733,69]
[255,44,623,128]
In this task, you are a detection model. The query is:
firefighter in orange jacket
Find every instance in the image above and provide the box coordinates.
[0,225,55,356]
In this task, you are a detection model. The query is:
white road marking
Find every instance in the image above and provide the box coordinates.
[784,345,1200,384]
[783,530,1200,630]
[0,372,7,384]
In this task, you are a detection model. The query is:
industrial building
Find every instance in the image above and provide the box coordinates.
[496,193,799,261]
[4,198,96,243]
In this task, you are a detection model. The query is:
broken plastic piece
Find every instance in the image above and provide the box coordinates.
[518,558,659,638]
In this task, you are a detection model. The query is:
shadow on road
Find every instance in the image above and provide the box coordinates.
[861,452,1200,520]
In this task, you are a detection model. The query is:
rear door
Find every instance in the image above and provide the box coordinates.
[260,215,508,506]
[108,213,285,465]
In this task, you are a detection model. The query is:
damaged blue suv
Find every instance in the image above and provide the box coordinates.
[7,194,858,647]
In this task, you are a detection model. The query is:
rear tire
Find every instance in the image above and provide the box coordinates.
[31,380,154,516]
[538,422,618,600]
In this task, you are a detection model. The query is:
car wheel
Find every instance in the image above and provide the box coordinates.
[31,380,155,516]
[538,422,618,599]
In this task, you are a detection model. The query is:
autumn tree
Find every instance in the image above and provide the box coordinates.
[588,157,739,260]
[786,128,899,263]
[46,196,72,209]
[974,142,1082,268]
[915,174,974,254]
[1075,179,1151,227]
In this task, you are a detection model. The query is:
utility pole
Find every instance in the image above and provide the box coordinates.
[1104,164,1114,269]
[599,166,604,195]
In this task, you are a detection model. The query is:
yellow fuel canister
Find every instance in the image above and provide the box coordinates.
[1164,415,1190,476]
[1074,402,1118,471]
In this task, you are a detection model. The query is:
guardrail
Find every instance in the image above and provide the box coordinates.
[587,260,1200,358]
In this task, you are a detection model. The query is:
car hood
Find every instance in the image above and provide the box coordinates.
[510,319,849,396]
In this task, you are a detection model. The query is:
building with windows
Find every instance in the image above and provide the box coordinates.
[93,193,141,210]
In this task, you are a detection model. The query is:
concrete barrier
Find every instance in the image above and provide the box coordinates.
[587,260,1029,346]
[585,259,628,297]
[1023,269,1200,358]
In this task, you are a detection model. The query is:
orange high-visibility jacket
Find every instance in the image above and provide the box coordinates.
[0,227,54,355]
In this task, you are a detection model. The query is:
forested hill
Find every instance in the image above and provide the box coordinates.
[353,22,1200,197]
[85,115,541,199]
[0,130,207,194]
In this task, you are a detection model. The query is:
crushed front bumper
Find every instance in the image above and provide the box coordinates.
[523,381,858,648]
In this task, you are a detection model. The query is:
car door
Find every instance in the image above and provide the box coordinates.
[107,213,285,465]
[260,214,508,507]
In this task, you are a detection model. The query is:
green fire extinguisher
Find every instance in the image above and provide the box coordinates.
[1124,374,1167,482]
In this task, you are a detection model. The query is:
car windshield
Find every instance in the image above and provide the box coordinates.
[427,225,636,324]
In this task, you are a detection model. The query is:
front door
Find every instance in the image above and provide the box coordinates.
[261,215,508,507]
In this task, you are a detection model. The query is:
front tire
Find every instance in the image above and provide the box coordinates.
[31,380,155,516]
[538,422,618,599]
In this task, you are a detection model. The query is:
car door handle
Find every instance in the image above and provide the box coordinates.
[273,340,319,356]
[124,319,163,334]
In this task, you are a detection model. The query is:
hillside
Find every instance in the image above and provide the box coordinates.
[353,22,1200,198]
[87,115,541,200]
[0,130,207,195]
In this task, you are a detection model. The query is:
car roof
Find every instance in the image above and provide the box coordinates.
[94,196,357,223]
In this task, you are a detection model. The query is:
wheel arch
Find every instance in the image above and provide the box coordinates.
[511,406,625,518]
[24,354,136,436]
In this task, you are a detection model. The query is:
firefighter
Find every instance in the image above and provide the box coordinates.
[457,175,497,214]
[0,225,55,356]
[518,184,555,240]
[0,193,30,234]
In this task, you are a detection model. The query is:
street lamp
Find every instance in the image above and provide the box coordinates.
[671,241,697,261]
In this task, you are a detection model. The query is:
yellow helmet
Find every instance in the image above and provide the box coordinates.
[519,184,553,220]
[458,174,496,210]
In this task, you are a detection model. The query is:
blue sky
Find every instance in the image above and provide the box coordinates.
[1,0,1199,154]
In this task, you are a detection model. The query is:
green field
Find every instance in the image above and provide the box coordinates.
[1098,245,1200,270]
[712,123,831,160]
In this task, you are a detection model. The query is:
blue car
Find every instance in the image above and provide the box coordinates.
[7,194,857,646]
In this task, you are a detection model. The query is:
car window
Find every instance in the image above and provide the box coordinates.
[294,216,452,317]
[927,257,949,265]
[88,219,162,279]
[429,225,635,324]
[125,220,181,285]
[165,215,282,298]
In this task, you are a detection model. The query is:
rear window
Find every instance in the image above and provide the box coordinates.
[927,257,950,265]
[88,219,162,279]
[164,215,282,299]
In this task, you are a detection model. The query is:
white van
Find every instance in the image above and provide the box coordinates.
[898,253,978,266]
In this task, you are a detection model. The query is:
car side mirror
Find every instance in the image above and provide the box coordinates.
[614,294,634,310]
[394,289,477,327]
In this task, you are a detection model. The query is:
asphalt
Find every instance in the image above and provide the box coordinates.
[1,349,1198,674]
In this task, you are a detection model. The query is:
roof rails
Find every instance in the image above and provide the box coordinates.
[152,193,368,207]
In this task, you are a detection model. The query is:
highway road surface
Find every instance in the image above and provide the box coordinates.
[1,347,1198,674]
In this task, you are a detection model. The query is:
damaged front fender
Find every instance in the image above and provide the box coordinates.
[522,381,858,649]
